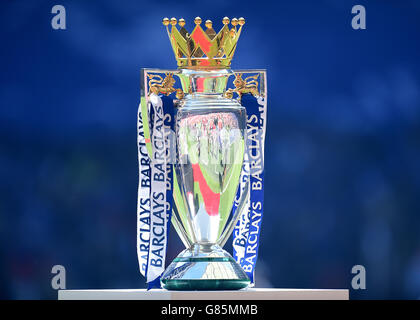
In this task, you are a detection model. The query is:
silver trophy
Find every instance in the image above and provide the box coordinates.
[140,17,266,290]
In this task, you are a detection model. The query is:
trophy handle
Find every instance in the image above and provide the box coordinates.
[140,68,184,158]
[218,178,250,247]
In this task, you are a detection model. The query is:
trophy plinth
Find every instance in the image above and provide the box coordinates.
[161,244,249,290]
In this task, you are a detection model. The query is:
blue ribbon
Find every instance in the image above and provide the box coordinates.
[239,94,265,284]
[161,95,174,245]
[147,95,174,290]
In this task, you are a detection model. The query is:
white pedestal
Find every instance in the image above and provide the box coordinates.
[58,288,349,300]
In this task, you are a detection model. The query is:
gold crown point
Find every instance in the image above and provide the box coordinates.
[162,17,170,26]
[162,17,245,68]
[205,20,213,29]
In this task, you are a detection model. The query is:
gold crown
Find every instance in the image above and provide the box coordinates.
[163,17,245,69]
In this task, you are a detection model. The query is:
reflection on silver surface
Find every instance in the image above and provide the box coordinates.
[176,109,245,244]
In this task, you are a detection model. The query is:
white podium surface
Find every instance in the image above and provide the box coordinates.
[58,288,349,300]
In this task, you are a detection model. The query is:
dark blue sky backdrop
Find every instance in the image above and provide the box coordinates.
[1,0,420,299]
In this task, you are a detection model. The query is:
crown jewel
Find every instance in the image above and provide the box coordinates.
[162,17,245,68]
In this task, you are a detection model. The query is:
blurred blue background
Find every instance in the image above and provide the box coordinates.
[1,0,420,299]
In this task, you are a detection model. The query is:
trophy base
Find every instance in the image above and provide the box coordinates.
[160,244,250,291]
